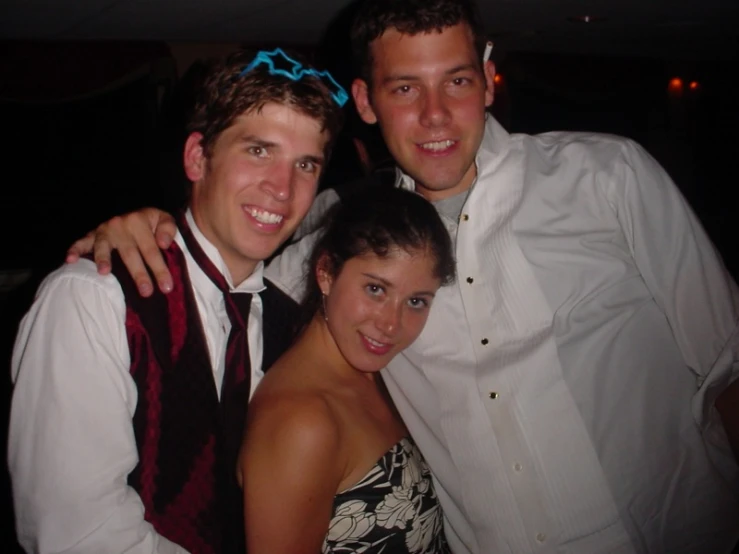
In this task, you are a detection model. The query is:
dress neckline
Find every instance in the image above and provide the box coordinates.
[336,436,412,495]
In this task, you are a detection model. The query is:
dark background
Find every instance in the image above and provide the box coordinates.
[1,16,738,553]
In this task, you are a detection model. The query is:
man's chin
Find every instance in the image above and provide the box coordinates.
[247,232,294,258]
[414,178,468,200]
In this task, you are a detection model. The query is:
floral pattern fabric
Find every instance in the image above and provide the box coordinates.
[322,437,450,554]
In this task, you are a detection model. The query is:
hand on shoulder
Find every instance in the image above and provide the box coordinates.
[65,208,177,297]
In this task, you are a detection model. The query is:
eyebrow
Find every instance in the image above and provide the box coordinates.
[240,136,278,149]
[362,272,437,297]
[381,63,479,85]
[444,63,478,75]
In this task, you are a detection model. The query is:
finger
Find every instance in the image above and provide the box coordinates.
[91,234,113,275]
[128,220,172,295]
[147,209,178,250]
[117,237,156,297]
[140,241,173,294]
[145,209,176,292]
[65,232,96,264]
[101,214,156,297]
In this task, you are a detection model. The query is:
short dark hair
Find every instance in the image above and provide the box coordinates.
[302,185,456,319]
[350,0,487,84]
[187,48,344,159]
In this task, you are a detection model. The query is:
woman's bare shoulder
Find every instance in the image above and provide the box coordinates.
[247,372,344,447]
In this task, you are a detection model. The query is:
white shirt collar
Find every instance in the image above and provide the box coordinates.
[475,114,513,184]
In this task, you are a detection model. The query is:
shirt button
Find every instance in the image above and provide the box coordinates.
[513,462,523,472]
[481,338,489,345]
[461,213,469,221]
[536,532,546,543]
[488,392,499,399]
[466,276,474,284]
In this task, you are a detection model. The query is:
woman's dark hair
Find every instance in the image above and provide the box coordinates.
[302,185,456,318]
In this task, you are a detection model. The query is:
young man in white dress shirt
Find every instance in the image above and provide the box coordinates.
[8,49,344,553]
[64,0,739,552]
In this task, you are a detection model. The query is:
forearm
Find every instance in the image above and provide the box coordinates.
[615,141,739,443]
[715,378,739,462]
[11,487,188,554]
[265,228,322,301]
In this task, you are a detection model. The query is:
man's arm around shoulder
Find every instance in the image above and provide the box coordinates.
[266,187,342,301]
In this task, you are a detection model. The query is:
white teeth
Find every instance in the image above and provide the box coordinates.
[247,207,283,224]
[420,140,454,151]
[365,336,385,347]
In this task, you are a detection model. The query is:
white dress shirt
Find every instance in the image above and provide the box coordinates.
[9,210,266,554]
[266,116,739,554]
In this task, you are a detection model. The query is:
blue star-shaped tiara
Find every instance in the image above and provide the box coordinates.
[238,48,348,107]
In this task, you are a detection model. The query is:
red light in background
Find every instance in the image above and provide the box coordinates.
[689,81,700,91]
[668,77,684,95]
[494,74,503,85]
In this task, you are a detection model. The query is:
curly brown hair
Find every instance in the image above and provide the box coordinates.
[187,49,345,159]
[350,0,488,85]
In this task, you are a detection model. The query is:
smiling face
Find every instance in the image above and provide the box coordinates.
[318,247,441,373]
[186,102,328,284]
[352,23,494,202]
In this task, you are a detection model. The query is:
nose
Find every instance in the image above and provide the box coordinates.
[419,88,451,128]
[260,162,294,201]
[375,301,402,337]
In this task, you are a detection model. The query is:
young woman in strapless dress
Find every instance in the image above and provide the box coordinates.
[239,186,455,553]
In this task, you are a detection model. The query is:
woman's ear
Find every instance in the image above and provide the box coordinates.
[316,253,334,295]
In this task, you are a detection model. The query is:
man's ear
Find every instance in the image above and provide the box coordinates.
[352,78,378,125]
[483,60,496,108]
[183,132,206,182]
[316,253,335,295]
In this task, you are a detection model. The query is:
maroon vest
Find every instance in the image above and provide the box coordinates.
[109,245,300,553]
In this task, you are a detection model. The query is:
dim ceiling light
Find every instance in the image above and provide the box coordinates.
[567,15,607,23]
